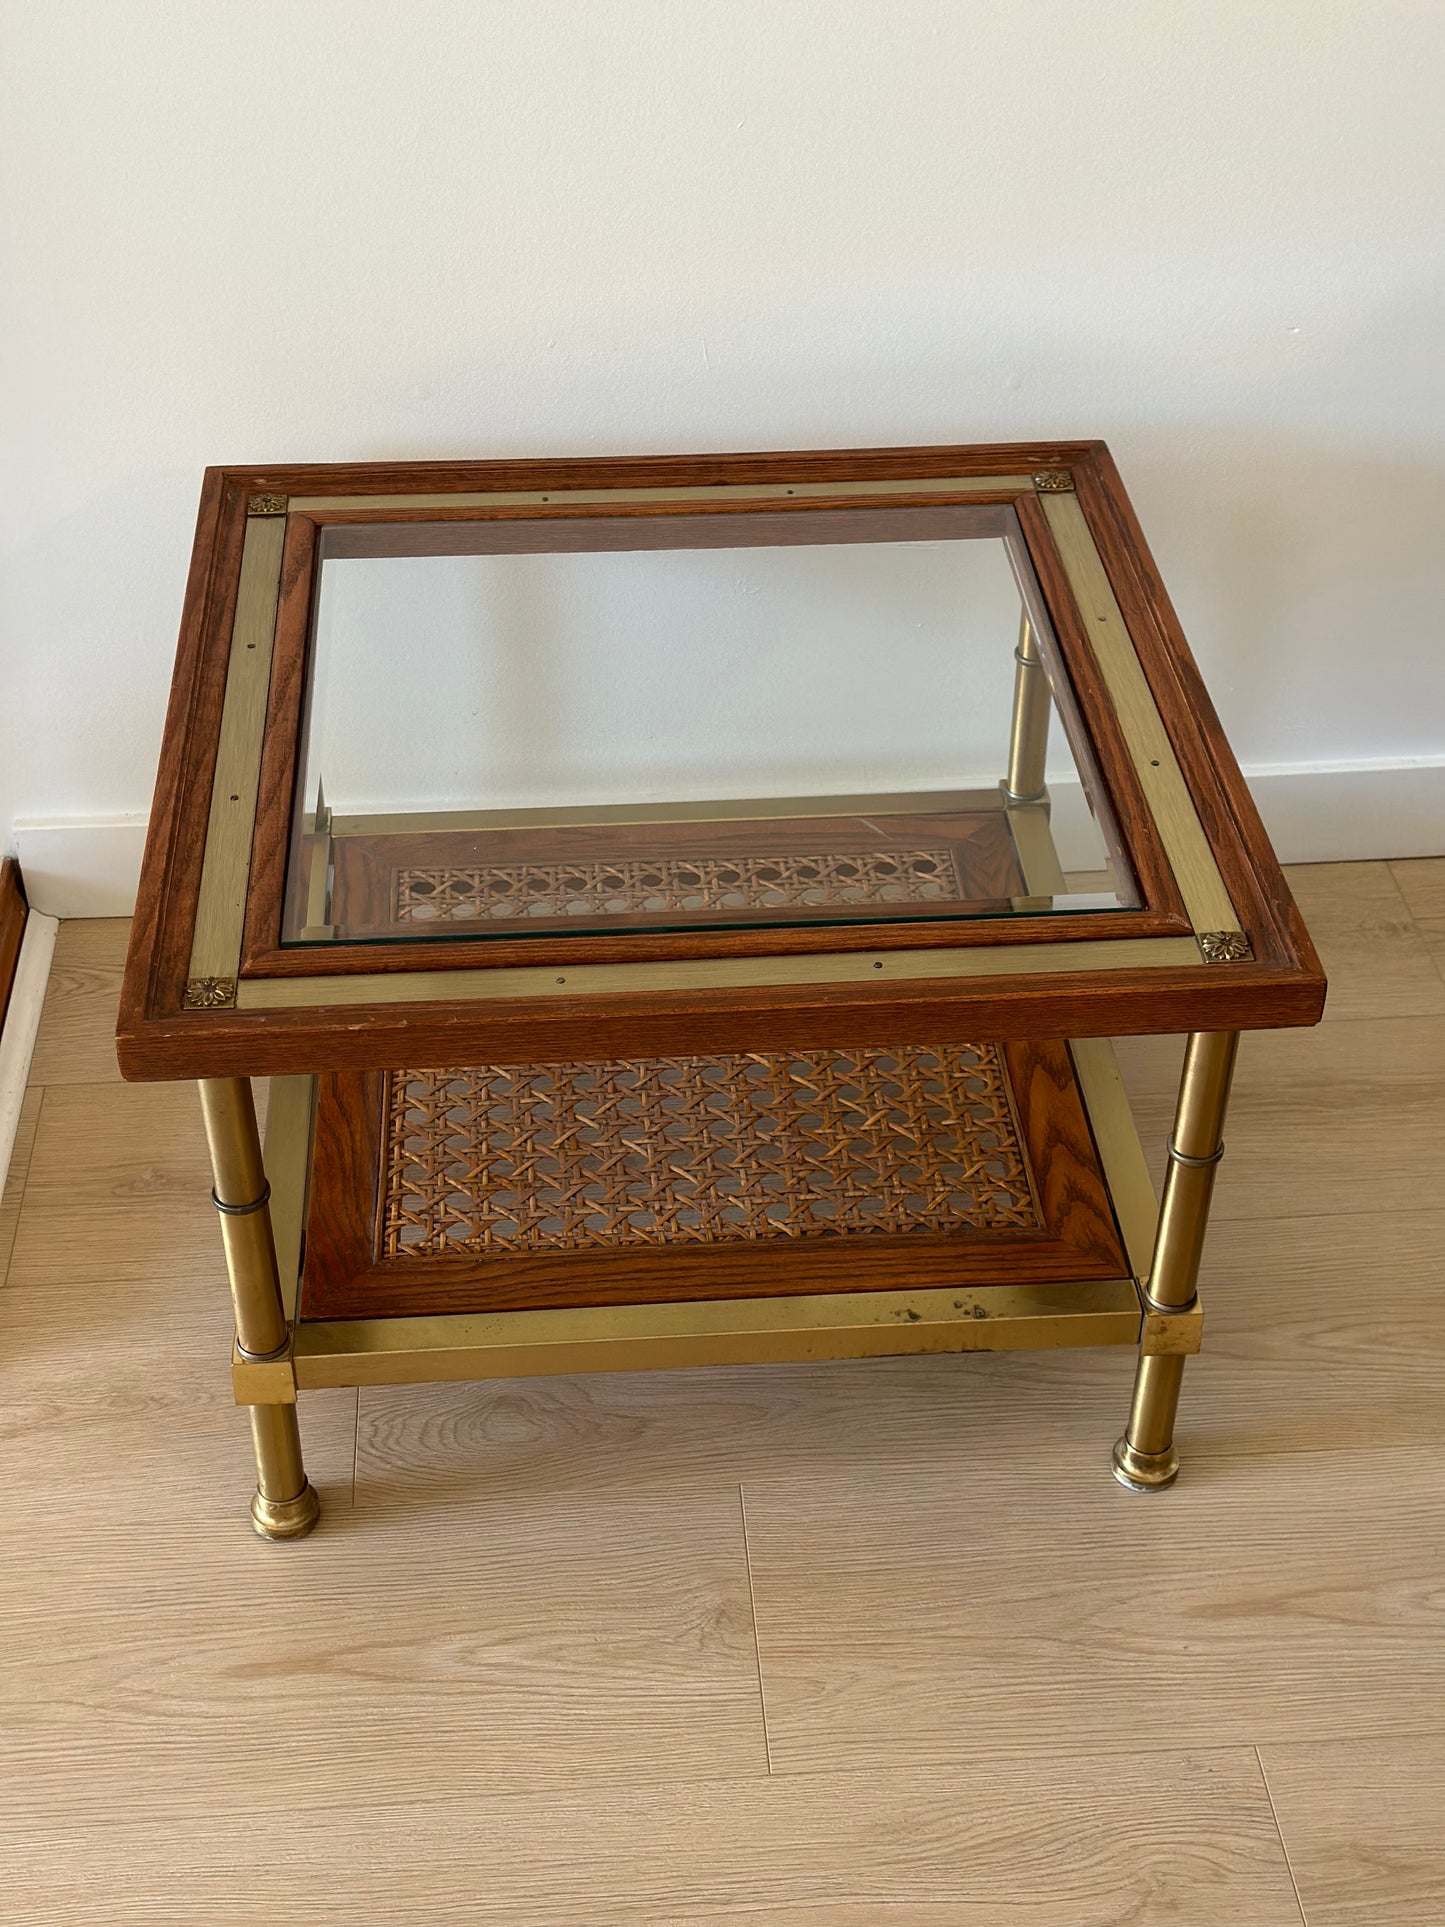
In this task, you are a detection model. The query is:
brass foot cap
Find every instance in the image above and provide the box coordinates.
[251,1482,321,1541]
[1111,1437,1180,1493]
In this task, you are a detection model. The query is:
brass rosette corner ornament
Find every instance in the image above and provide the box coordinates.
[1198,931,1253,964]
[184,976,238,1009]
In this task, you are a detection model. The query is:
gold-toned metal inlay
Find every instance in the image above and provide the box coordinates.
[1067,1036,1159,1288]
[246,493,288,516]
[292,1275,1143,1389]
[289,475,1035,515]
[1032,470,1075,492]
[1199,930,1253,963]
[394,847,968,926]
[184,975,237,1009]
[383,1044,1039,1261]
[1040,492,1240,939]
[236,935,1205,1011]
[187,512,287,986]
[331,787,1006,841]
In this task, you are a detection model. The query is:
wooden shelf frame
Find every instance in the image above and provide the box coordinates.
[234,1037,1198,1404]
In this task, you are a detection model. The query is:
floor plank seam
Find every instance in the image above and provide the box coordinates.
[753,1727,1445,1780]
[2,1084,47,1290]
[1256,1745,1312,1927]
[737,1483,774,1775]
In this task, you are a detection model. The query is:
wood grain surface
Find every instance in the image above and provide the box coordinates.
[1,1749,1302,1926]
[0,854,26,1030]
[1259,1735,1445,1927]
[116,442,1326,1080]
[27,917,130,1086]
[298,1038,1127,1319]
[9,858,1443,1921]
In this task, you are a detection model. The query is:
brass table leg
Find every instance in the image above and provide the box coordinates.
[1004,612,1051,804]
[198,1077,320,1541]
[1112,1030,1239,1492]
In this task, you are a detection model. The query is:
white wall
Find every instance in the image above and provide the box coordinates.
[3,0,1443,910]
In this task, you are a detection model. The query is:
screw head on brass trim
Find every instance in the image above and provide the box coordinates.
[251,1482,320,1540]
[184,976,237,1009]
[1032,469,1075,493]
[1198,930,1253,964]
[246,493,289,516]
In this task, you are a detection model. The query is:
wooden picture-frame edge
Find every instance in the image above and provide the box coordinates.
[117,442,1327,1078]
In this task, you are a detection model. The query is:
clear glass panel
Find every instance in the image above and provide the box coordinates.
[283,503,1138,946]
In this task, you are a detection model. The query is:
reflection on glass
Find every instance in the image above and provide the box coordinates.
[283,506,1137,946]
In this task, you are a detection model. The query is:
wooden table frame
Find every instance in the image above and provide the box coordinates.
[118,442,1325,1538]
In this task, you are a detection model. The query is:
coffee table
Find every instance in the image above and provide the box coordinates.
[117,442,1325,1539]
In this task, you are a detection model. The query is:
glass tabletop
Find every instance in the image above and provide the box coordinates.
[282,502,1137,947]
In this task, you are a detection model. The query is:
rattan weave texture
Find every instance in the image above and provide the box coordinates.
[393,847,965,922]
[382,1044,1039,1258]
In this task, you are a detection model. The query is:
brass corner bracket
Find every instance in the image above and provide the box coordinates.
[184,975,238,1009]
[246,493,289,516]
[1198,930,1253,964]
[1032,469,1075,493]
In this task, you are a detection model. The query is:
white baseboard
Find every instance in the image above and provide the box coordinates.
[13,815,148,917]
[11,761,1444,917]
[1240,758,1445,864]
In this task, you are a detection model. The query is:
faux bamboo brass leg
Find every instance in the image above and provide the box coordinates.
[1004,612,1051,804]
[1112,1030,1239,1492]
[198,1077,319,1541]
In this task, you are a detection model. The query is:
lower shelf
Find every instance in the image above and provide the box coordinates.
[236,1036,1193,1402]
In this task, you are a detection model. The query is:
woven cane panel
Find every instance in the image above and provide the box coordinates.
[381,1045,1040,1260]
[393,847,965,923]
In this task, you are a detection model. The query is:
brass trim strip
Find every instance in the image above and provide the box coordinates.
[236,935,1204,1010]
[1004,799,1068,900]
[262,1074,315,1326]
[1041,493,1239,937]
[1068,1036,1160,1285]
[292,1276,1142,1387]
[329,786,1008,840]
[289,475,1036,514]
[187,514,287,983]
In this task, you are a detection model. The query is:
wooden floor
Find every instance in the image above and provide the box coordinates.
[2,860,1443,1924]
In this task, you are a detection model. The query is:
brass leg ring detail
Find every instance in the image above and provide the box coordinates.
[212,1182,273,1217]
[1112,1436,1181,1492]
[235,1335,292,1364]
[1140,1288,1199,1318]
[251,1481,321,1541]
[1166,1139,1225,1169]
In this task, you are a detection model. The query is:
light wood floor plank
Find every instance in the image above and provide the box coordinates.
[1259,1734,1445,1927]
[352,1200,1445,1511]
[25,917,129,1087]
[1283,860,1445,1019]
[0,1747,1303,1926]
[740,1447,1445,1773]
[5,886,1437,1911]
[1115,1015,1445,1221]
[5,1079,265,1289]
[1414,918,1445,985]
[1388,856,1445,923]
[0,1086,43,1286]
[0,1482,766,1827]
